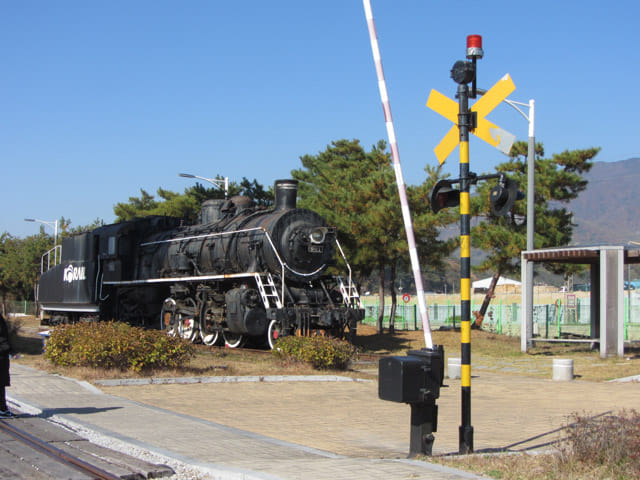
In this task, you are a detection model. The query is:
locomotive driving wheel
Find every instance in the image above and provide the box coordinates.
[161,299,177,332]
[223,331,246,348]
[178,315,199,342]
[267,320,283,350]
[163,298,199,342]
[200,306,222,346]
[200,329,221,346]
[166,313,199,342]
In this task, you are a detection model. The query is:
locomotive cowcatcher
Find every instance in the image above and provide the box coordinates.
[36,180,364,348]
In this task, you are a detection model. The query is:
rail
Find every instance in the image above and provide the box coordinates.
[40,245,61,273]
[0,419,120,480]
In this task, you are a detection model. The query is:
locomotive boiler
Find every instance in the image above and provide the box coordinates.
[36,180,364,348]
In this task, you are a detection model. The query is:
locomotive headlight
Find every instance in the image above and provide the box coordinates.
[309,227,328,244]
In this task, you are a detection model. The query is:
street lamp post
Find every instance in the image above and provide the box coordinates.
[523,99,536,350]
[476,91,536,351]
[504,99,536,351]
[179,172,229,199]
[24,218,58,246]
[24,218,60,267]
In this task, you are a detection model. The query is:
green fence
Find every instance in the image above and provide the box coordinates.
[361,298,640,341]
[6,297,640,341]
[5,300,38,316]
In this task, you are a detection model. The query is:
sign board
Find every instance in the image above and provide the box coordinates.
[426,74,517,164]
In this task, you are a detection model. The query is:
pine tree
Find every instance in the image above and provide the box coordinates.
[292,139,454,333]
[470,141,600,325]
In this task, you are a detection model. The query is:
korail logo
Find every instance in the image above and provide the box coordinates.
[63,264,86,283]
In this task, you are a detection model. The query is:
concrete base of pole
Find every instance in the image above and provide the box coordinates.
[447,357,461,379]
[552,359,574,381]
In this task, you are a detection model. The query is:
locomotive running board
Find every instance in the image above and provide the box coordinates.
[103,272,262,286]
[40,304,100,313]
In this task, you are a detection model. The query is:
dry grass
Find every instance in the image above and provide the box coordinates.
[433,452,623,480]
[8,316,640,382]
[354,324,640,382]
[435,410,640,480]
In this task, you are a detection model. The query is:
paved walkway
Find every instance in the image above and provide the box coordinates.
[5,363,639,479]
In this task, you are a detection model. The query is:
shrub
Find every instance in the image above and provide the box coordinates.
[561,409,640,478]
[45,322,194,373]
[272,335,357,370]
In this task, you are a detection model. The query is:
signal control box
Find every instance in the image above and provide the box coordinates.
[378,346,445,457]
[378,346,444,403]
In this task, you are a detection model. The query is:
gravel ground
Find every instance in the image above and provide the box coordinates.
[56,417,219,480]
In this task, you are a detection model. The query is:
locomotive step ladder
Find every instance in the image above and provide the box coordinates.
[335,276,363,308]
[254,273,283,309]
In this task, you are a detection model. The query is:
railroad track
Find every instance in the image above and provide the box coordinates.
[0,416,174,479]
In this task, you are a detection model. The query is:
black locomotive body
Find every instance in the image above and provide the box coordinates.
[37,180,364,348]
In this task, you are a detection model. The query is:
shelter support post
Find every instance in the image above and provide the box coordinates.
[520,254,533,352]
[590,263,600,343]
[599,248,625,358]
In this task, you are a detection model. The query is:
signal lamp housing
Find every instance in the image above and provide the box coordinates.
[489,177,524,216]
[430,180,460,213]
[451,60,476,85]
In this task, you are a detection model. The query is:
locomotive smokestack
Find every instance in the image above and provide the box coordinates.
[274,179,298,211]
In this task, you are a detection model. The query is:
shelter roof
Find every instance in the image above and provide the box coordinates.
[521,244,640,264]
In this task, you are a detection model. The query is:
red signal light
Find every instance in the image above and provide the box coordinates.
[466,35,484,59]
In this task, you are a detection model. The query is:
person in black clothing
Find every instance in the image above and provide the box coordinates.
[0,313,15,417]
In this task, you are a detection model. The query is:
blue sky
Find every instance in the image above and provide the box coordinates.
[2,1,638,238]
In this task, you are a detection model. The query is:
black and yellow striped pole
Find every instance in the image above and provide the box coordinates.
[450,37,482,454]
[428,36,523,455]
[457,80,474,454]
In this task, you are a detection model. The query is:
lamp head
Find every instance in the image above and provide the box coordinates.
[451,60,475,85]
[466,35,483,59]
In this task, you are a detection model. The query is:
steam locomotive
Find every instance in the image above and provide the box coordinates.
[36,180,364,348]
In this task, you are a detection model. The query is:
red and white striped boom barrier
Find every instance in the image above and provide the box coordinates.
[362,0,434,348]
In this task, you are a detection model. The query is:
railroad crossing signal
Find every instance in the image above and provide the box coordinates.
[429,173,523,216]
[489,175,524,216]
[426,74,517,164]
[429,179,460,213]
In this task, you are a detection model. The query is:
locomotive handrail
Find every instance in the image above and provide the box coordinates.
[334,239,362,308]
[140,227,288,305]
[104,272,268,285]
[334,240,350,280]
[40,245,62,273]
[334,239,353,289]
[136,227,355,309]
[140,227,271,247]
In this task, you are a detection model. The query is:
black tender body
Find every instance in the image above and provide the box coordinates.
[37,180,363,348]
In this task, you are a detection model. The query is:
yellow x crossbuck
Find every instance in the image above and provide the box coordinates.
[426,73,516,165]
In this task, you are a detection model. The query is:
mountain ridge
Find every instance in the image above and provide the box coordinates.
[569,157,640,245]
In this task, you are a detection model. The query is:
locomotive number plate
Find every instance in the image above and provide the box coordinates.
[308,245,323,253]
